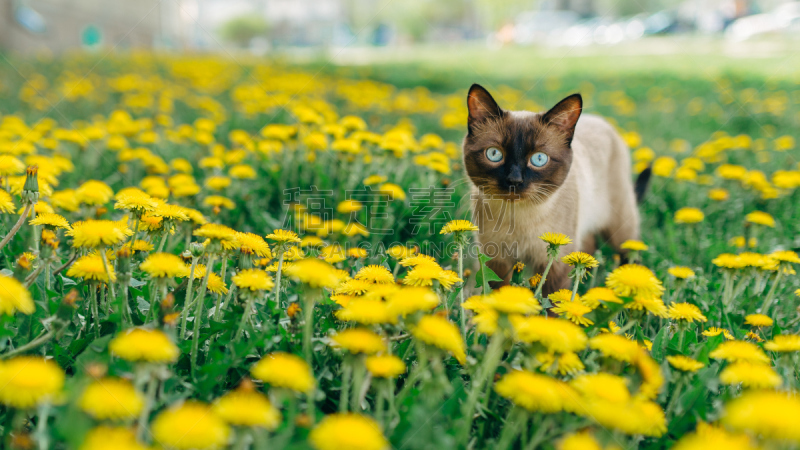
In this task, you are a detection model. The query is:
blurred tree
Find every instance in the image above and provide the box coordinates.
[218,15,270,47]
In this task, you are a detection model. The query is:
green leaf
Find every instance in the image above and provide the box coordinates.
[652,326,669,362]
[474,253,502,294]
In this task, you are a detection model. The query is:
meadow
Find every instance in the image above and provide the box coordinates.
[0,48,798,449]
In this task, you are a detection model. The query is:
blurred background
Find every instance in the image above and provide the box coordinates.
[1,0,799,57]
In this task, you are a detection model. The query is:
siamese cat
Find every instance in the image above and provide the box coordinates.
[463,84,650,296]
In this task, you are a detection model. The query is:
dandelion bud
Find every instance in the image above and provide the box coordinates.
[287,302,301,319]
[85,363,107,379]
[16,254,32,271]
[463,269,472,277]
[21,165,39,204]
[63,289,79,307]
[161,292,175,310]
[10,432,34,450]
[189,242,205,258]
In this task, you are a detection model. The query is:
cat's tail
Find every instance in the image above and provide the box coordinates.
[634,166,652,204]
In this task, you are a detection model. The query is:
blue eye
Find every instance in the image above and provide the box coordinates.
[485,147,503,162]
[530,152,548,167]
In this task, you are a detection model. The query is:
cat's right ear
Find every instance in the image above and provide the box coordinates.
[467,84,503,134]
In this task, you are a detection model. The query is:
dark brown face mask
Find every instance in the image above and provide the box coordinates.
[463,84,582,202]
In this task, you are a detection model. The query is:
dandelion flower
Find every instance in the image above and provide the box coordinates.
[0,190,15,213]
[68,220,132,248]
[770,250,800,264]
[309,413,389,450]
[335,298,396,325]
[0,275,35,315]
[580,287,622,308]
[337,199,363,213]
[510,315,587,353]
[0,356,64,408]
[703,327,734,340]
[674,207,704,224]
[29,212,70,229]
[412,315,466,364]
[764,334,800,352]
[266,229,301,244]
[203,195,235,210]
[495,370,572,413]
[355,265,394,284]
[285,258,345,289]
[605,264,664,300]
[709,340,768,363]
[570,373,630,403]
[561,251,599,269]
[439,219,478,234]
[80,426,149,450]
[552,300,593,326]
[558,431,602,450]
[331,328,386,354]
[668,266,695,279]
[666,355,705,372]
[212,383,281,429]
[151,401,230,450]
[109,328,179,363]
[67,254,116,283]
[251,352,315,393]
[193,223,238,245]
[722,390,800,442]
[114,190,157,213]
[745,211,775,227]
[744,313,773,327]
[667,303,707,323]
[719,361,782,388]
[673,423,757,450]
[366,355,406,378]
[485,285,542,315]
[79,378,143,420]
[140,253,190,278]
[387,245,416,259]
[589,333,642,363]
[232,269,274,291]
[349,248,369,259]
[384,287,438,317]
[620,240,648,251]
[76,180,114,205]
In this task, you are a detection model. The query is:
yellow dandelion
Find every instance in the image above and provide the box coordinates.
[212,383,281,429]
[539,232,572,246]
[79,378,143,421]
[668,266,695,279]
[348,248,368,258]
[140,253,190,278]
[203,195,235,210]
[412,315,466,364]
[667,355,705,372]
[387,245,416,259]
[722,390,800,442]
[0,356,64,408]
[365,355,406,378]
[251,352,315,394]
[386,286,439,317]
[68,220,132,248]
[114,190,157,213]
[76,180,114,206]
[552,300,593,326]
[151,401,230,450]
[284,258,344,289]
[337,199,363,213]
[67,254,116,283]
[439,219,478,234]
[620,240,648,251]
[744,313,773,327]
[719,361,782,388]
[109,328,179,363]
[709,340,768,363]
[580,287,622,308]
[703,327,734,340]
[764,334,800,352]
[589,333,642,362]
[673,423,757,450]
[266,229,301,244]
[0,275,35,315]
[558,431,602,450]
[355,265,394,284]
[205,175,232,190]
[605,264,664,300]
[0,190,15,213]
[562,251,599,269]
[335,298,396,325]
[80,426,149,450]
[510,315,588,353]
[495,370,572,413]
[232,269,274,291]
[674,207,704,224]
[745,211,775,227]
[193,223,238,245]
[29,212,70,229]
[771,250,800,264]
[331,328,386,354]
[667,302,707,323]
[309,413,389,450]
[228,164,256,179]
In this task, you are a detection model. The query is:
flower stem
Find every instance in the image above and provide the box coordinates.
[156,231,168,253]
[136,372,158,442]
[191,254,216,380]
[534,256,556,300]
[235,298,253,342]
[460,333,505,443]
[100,250,116,303]
[496,407,525,449]
[218,285,236,321]
[35,401,50,450]
[569,272,581,303]
[339,359,352,412]
[760,269,784,314]
[90,283,100,337]
[457,242,466,341]
[0,204,30,252]
[3,329,54,357]
[181,256,199,339]
[303,294,316,364]
[274,251,285,306]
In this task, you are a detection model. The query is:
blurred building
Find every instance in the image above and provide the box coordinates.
[0,0,168,53]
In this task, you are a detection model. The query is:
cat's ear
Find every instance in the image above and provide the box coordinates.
[467,84,503,133]
[542,94,582,144]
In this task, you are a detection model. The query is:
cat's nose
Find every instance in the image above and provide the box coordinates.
[507,167,523,186]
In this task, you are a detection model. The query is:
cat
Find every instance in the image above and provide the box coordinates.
[463,84,650,296]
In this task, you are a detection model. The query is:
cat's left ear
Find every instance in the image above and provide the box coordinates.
[542,94,582,145]
[467,84,503,134]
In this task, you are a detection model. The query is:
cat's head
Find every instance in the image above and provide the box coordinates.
[463,84,582,203]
